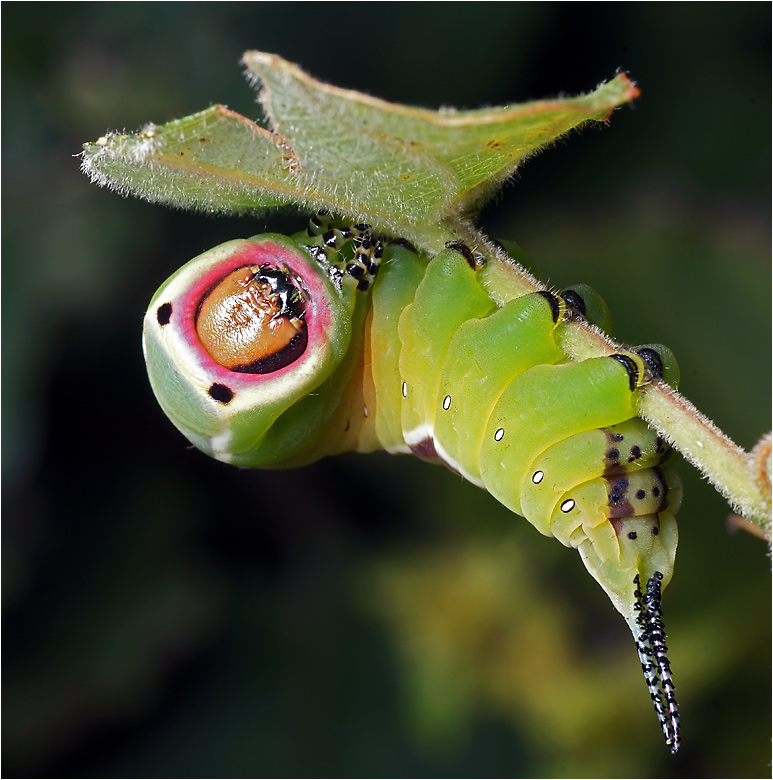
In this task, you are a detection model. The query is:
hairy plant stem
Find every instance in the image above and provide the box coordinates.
[446,223,771,531]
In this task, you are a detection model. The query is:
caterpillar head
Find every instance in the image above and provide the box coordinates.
[142,233,359,466]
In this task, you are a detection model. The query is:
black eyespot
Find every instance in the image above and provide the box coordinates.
[652,486,661,498]
[156,302,173,325]
[636,489,646,500]
[627,531,638,540]
[607,448,620,460]
[208,383,234,404]
[629,445,642,462]
[651,526,659,536]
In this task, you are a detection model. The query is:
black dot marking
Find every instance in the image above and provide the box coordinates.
[369,245,383,275]
[609,353,640,392]
[636,489,646,500]
[357,279,370,292]
[651,526,659,535]
[327,266,343,289]
[610,433,624,442]
[609,477,629,504]
[536,290,561,323]
[637,347,664,381]
[560,288,587,320]
[606,476,635,518]
[305,244,328,264]
[629,445,642,462]
[655,436,665,453]
[156,302,173,325]
[607,448,620,461]
[652,486,661,498]
[208,383,234,404]
[628,531,638,540]
[444,239,477,269]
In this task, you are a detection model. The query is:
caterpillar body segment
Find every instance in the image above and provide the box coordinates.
[431,292,566,485]
[142,215,682,751]
[396,243,495,452]
[365,243,429,455]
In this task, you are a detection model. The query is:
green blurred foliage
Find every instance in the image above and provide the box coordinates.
[2,3,769,778]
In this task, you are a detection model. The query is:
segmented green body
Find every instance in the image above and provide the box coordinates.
[143,217,683,751]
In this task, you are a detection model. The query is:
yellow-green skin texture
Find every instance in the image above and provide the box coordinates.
[371,247,680,629]
[143,235,681,635]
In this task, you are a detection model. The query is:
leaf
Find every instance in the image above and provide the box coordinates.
[81,51,639,250]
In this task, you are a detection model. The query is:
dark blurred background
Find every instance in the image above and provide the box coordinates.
[3,3,770,777]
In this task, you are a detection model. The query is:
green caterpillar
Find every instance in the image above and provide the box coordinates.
[143,215,682,752]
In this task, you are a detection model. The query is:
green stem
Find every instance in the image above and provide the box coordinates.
[443,222,772,531]
[637,384,770,527]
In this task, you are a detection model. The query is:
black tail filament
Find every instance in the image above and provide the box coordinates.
[633,572,681,753]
